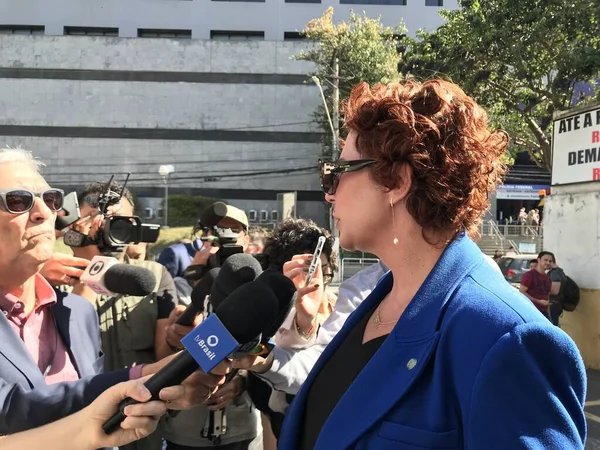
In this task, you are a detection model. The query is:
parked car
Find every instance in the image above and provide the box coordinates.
[496,254,538,286]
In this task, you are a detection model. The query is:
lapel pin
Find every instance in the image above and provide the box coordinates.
[407,358,418,370]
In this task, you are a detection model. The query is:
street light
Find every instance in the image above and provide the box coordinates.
[158,164,174,228]
[311,76,336,142]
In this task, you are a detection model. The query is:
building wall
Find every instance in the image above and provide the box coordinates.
[0,0,458,40]
[544,183,600,368]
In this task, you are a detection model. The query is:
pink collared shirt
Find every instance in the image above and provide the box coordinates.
[0,274,79,384]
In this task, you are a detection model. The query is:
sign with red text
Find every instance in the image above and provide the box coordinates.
[552,104,600,185]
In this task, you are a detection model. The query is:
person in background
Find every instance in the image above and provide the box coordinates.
[529,259,538,270]
[548,255,566,327]
[492,249,502,261]
[520,251,554,319]
[245,226,269,255]
[68,180,178,450]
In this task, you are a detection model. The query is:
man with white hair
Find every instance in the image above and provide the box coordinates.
[0,148,228,435]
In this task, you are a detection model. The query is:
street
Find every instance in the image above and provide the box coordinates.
[586,371,600,449]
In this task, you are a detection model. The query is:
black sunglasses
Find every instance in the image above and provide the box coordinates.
[0,189,64,214]
[318,159,376,195]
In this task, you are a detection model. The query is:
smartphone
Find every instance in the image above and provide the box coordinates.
[305,236,327,285]
[55,192,81,231]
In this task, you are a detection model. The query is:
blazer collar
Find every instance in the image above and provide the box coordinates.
[281,233,484,449]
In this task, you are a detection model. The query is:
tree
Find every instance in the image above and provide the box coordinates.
[400,0,600,170]
[295,7,404,158]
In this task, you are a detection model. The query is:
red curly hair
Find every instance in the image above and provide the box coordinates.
[343,79,508,240]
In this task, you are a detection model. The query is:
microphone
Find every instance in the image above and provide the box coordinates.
[176,268,221,326]
[80,255,156,296]
[210,254,263,309]
[254,269,297,338]
[199,202,230,228]
[102,281,280,435]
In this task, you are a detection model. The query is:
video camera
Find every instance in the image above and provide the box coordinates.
[194,202,246,268]
[63,174,160,253]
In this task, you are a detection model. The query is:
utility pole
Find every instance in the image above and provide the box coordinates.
[331,56,340,158]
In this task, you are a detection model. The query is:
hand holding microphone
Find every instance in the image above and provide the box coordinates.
[79,255,157,297]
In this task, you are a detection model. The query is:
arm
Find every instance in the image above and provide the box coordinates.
[0,368,130,434]
[154,268,178,360]
[550,269,564,296]
[253,267,380,394]
[0,380,184,450]
[467,324,586,449]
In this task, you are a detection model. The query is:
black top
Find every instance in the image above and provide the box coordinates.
[299,307,388,450]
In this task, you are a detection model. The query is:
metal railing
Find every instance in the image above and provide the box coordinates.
[339,257,380,282]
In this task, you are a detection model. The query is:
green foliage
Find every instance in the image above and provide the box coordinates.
[163,194,221,228]
[400,0,600,170]
[295,7,404,158]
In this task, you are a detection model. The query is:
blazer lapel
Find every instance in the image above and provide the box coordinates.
[50,293,85,376]
[0,313,43,385]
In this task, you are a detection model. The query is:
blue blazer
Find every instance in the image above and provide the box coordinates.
[279,234,586,449]
[157,240,201,279]
[0,290,130,434]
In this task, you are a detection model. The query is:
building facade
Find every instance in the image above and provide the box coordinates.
[0,0,457,228]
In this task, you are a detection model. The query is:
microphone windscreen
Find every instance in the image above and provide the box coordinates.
[103,264,157,296]
[199,201,228,228]
[190,268,220,311]
[215,282,279,344]
[210,254,263,308]
[255,269,297,337]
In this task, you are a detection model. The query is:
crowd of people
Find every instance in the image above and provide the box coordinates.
[0,78,588,449]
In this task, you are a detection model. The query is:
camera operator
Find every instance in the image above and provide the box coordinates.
[161,205,260,450]
[170,203,250,306]
[68,181,177,450]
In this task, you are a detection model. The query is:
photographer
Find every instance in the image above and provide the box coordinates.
[161,204,259,450]
[68,180,178,450]
[170,203,250,306]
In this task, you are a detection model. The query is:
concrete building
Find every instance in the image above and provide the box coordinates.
[0,0,457,228]
[544,101,600,369]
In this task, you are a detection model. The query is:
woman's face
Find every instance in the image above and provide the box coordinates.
[325,131,388,252]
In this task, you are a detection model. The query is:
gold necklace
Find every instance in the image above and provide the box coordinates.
[373,303,396,327]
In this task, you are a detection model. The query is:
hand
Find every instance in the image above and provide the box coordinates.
[86,379,184,449]
[283,255,325,333]
[206,375,246,411]
[538,299,550,307]
[40,254,90,287]
[191,245,220,267]
[232,352,274,374]
[165,305,204,351]
[167,369,230,410]
[70,213,103,261]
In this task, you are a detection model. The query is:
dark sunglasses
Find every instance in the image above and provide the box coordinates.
[0,189,64,214]
[318,159,376,195]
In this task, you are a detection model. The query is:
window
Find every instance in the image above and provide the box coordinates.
[283,31,306,41]
[259,210,269,223]
[144,208,154,220]
[156,209,164,219]
[340,0,405,3]
[138,28,192,39]
[0,25,45,35]
[270,210,279,222]
[247,210,257,222]
[64,26,119,37]
[425,0,443,5]
[210,30,265,41]
[285,0,321,3]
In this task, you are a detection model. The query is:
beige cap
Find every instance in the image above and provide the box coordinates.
[220,204,249,229]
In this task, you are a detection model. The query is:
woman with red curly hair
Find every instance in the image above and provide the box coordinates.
[277,80,586,449]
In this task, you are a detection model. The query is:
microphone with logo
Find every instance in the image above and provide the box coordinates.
[79,255,157,296]
[102,280,281,434]
[176,268,221,327]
